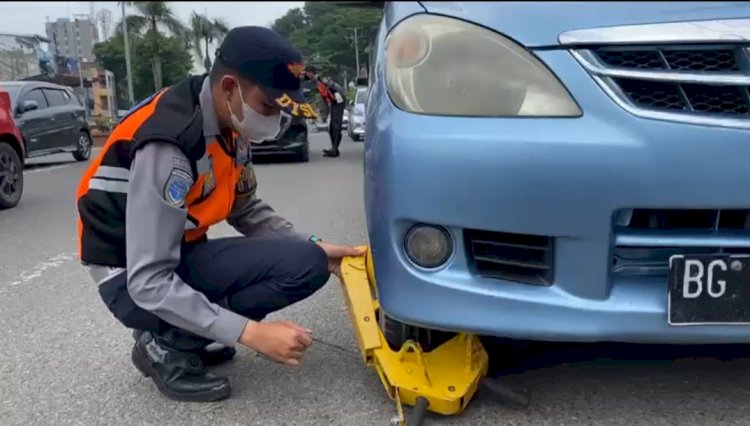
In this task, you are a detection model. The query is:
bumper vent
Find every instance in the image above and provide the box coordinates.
[612,209,750,278]
[465,229,554,285]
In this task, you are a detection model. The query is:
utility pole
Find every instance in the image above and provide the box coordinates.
[74,18,87,118]
[353,27,360,78]
[122,2,135,106]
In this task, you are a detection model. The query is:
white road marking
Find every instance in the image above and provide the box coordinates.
[25,165,71,174]
[7,253,77,288]
[23,147,103,174]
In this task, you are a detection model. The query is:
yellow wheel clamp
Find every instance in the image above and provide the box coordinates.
[339,247,530,425]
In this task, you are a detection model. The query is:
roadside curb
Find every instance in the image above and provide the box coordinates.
[93,134,108,147]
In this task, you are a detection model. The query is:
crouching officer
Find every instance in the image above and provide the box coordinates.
[303,66,347,157]
[75,26,364,402]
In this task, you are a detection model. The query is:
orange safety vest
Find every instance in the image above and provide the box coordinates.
[316,80,335,106]
[76,75,248,267]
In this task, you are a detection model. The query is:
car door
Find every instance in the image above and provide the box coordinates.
[42,88,77,149]
[14,87,53,155]
[63,89,87,146]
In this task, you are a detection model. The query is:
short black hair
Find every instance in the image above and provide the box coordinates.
[210,59,235,85]
[306,66,318,74]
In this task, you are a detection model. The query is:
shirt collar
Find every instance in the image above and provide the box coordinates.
[199,76,220,139]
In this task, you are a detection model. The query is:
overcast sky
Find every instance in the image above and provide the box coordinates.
[0,1,303,71]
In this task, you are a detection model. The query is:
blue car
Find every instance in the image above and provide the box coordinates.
[363,1,750,347]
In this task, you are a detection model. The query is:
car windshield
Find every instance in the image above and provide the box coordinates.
[0,84,22,105]
[355,88,369,104]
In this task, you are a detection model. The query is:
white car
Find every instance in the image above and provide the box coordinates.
[348,87,368,141]
[313,108,349,132]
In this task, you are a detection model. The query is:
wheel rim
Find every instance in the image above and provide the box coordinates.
[79,134,91,157]
[0,151,19,199]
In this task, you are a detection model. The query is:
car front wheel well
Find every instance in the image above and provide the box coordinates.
[0,133,24,165]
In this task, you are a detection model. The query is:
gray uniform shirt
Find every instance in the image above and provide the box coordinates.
[89,77,309,346]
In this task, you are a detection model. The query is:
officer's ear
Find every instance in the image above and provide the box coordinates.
[220,75,239,100]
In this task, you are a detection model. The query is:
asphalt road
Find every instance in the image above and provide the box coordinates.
[3,132,750,425]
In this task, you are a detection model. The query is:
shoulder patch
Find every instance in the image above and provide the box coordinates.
[173,156,191,173]
[163,167,193,207]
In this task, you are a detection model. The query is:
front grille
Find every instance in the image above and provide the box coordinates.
[612,209,750,277]
[571,44,750,127]
[595,47,740,72]
[465,229,554,285]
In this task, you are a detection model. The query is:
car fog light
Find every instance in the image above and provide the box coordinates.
[404,224,453,268]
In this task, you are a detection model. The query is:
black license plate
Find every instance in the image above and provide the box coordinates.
[668,255,750,325]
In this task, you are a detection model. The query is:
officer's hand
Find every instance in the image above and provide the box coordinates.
[316,242,366,279]
[239,320,313,366]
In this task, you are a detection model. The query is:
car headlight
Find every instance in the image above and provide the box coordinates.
[384,14,581,117]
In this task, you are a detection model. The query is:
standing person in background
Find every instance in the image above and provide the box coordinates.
[304,66,347,158]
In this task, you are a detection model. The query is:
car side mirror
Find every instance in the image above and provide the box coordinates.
[19,100,38,113]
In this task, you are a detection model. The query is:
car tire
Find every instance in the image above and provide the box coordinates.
[73,131,92,162]
[0,141,23,210]
[298,146,309,162]
[380,312,456,353]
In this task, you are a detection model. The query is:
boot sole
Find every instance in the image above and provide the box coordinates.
[131,345,232,402]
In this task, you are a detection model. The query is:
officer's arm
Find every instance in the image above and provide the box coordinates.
[226,165,310,240]
[329,81,346,104]
[126,142,248,346]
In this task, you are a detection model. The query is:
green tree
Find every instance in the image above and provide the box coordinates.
[190,12,229,72]
[272,3,382,86]
[119,1,189,91]
[271,8,306,39]
[94,30,192,108]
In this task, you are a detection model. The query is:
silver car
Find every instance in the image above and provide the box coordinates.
[347,86,367,141]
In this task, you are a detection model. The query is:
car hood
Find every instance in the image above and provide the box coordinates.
[418,1,750,47]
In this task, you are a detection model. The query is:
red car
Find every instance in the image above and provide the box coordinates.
[0,89,24,209]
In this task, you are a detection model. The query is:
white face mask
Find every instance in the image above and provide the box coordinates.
[227,80,281,142]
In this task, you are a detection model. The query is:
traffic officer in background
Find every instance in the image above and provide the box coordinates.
[75,26,364,402]
[304,66,347,157]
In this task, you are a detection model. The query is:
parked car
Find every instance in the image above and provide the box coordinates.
[250,113,310,162]
[348,86,368,141]
[361,1,750,349]
[314,118,328,132]
[0,81,92,163]
[0,89,25,209]
[311,105,349,134]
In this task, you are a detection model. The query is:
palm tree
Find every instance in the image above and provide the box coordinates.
[119,1,188,91]
[190,12,229,72]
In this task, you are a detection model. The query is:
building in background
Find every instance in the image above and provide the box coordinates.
[0,33,53,80]
[45,16,99,63]
[87,66,116,117]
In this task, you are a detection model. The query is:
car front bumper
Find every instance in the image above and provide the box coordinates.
[251,140,306,156]
[349,118,365,136]
[364,50,750,344]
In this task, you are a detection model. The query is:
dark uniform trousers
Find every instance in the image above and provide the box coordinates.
[98,236,331,347]
[328,103,346,151]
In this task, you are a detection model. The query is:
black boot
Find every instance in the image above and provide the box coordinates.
[131,330,232,402]
[132,329,236,367]
[323,148,340,157]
